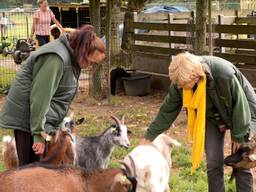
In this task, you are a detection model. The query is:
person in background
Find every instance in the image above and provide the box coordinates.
[141,52,256,192]
[0,25,105,166]
[30,0,64,46]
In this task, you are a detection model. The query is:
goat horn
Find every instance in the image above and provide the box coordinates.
[121,115,125,125]
[66,132,75,143]
[120,155,137,178]
[111,115,122,127]
[54,130,61,143]
[61,127,75,143]
[69,111,75,119]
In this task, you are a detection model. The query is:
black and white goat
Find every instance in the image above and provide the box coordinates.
[72,115,130,169]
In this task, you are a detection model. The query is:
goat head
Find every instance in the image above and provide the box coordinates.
[224,136,256,169]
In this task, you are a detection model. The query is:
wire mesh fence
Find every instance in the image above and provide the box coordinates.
[0,8,91,94]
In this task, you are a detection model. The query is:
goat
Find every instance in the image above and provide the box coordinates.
[75,115,130,169]
[2,128,75,169]
[123,134,181,192]
[224,135,256,181]
[0,162,137,192]
[2,136,18,170]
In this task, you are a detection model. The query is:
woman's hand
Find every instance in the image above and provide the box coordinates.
[32,142,45,155]
[139,138,151,145]
[232,140,241,154]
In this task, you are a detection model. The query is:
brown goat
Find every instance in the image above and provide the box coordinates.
[2,128,75,169]
[0,163,137,192]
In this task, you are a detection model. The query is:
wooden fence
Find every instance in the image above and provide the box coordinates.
[129,12,256,90]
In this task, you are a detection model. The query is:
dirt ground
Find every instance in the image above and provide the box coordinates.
[0,90,255,191]
[71,91,256,191]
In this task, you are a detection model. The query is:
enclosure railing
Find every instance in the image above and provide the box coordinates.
[0,8,91,94]
[128,11,256,89]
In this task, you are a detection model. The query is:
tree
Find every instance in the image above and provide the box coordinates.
[194,0,207,55]
[89,0,102,99]
[122,0,148,50]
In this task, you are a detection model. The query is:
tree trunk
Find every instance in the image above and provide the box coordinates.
[195,0,207,55]
[111,0,121,57]
[89,0,102,99]
[122,0,148,50]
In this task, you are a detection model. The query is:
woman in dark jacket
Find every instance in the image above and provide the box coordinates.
[0,25,105,166]
[141,52,256,192]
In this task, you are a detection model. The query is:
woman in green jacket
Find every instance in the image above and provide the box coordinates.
[0,25,105,165]
[142,52,256,192]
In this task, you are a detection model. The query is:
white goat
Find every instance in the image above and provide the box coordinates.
[123,134,181,192]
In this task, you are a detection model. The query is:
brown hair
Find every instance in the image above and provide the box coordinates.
[69,25,105,68]
[38,0,47,5]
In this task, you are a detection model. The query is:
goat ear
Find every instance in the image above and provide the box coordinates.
[121,115,125,125]
[169,138,181,147]
[76,117,85,125]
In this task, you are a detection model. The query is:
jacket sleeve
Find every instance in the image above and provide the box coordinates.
[231,76,251,143]
[144,85,182,141]
[30,54,63,143]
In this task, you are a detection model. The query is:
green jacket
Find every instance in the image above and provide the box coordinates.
[0,34,81,142]
[145,56,256,143]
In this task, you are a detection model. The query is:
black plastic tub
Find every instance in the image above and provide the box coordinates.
[122,73,151,96]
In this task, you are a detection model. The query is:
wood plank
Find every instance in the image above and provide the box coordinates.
[133,45,185,55]
[214,52,256,64]
[213,24,256,34]
[134,34,193,44]
[132,22,256,34]
[214,39,256,49]
[133,52,170,74]
[238,68,256,88]
[131,22,195,31]
[235,17,256,25]
[138,12,193,21]
[235,49,256,55]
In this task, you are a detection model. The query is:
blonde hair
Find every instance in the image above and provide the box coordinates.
[169,52,205,85]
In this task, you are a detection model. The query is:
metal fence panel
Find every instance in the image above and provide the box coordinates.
[0,8,90,94]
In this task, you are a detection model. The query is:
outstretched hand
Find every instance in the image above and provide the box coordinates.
[232,140,241,154]
[32,142,45,155]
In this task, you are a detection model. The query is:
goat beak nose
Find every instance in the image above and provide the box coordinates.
[125,143,130,149]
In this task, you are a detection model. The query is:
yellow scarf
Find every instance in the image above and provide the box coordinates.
[183,77,206,173]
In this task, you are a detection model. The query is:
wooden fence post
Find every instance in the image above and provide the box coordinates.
[188,11,195,51]
[208,0,213,55]
[218,14,225,53]
[122,11,136,50]
[168,13,174,59]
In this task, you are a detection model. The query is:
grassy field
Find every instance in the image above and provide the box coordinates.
[0,92,239,191]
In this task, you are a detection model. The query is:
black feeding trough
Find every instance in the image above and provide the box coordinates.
[122,72,151,96]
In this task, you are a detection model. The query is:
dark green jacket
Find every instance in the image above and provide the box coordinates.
[145,56,256,143]
[0,34,81,142]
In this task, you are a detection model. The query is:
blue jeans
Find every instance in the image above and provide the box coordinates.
[205,119,253,192]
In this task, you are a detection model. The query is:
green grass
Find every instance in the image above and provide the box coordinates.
[0,66,16,94]
[0,95,238,191]
[8,12,33,40]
